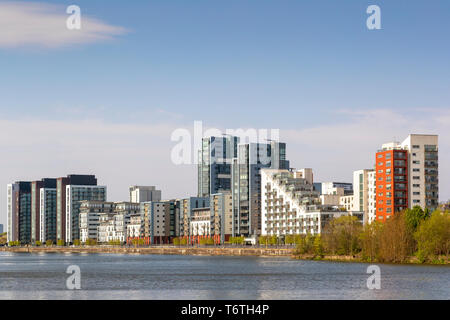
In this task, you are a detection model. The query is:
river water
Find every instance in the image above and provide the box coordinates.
[0,252,448,299]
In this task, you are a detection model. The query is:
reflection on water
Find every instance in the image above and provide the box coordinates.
[0,252,448,299]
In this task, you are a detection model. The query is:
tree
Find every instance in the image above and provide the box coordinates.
[359,221,383,262]
[73,239,81,246]
[285,235,295,245]
[378,211,415,263]
[173,238,180,246]
[414,210,450,262]
[45,240,53,246]
[322,216,362,255]
[313,235,324,257]
[35,241,42,246]
[405,206,430,233]
[57,240,65,246]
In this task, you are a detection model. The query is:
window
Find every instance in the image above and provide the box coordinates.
[412,145,420,149]
[378,162,383,166]
[413,160,420,164]
[413,176,420,180]
[413,168,420,172]
[386,161,391,167]
[378,154,383,158]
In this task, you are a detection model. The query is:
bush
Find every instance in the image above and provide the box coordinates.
[8,241,20,247]
[45,240,53,246]
[180,238,187,245]
[173,238,180,245]
[57,240,65,246]
[35,241,42,246]
[108,239,121,246]
[206,238,215,245]
[85,239,97,246]
[73,239,81,246]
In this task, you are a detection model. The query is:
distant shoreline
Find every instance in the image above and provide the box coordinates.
[2,246,448,266]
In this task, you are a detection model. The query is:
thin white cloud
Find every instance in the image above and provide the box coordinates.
[0,1,127,48]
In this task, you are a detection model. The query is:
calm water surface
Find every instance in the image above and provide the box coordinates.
[0,252,448,299]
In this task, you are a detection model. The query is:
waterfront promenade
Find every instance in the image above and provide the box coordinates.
[0,245,294,257]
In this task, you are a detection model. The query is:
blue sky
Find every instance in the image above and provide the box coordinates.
[1,0,449,226]
[2,0,450,126]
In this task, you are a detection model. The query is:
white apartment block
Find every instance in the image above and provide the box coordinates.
[340,195,354,211]
[400,134,439,210]
[367,171,377,223]
[190,208,211,236]
[352,169,376,224]
[6,183,18,243]
[261,169,359,236]
[130,186,161,203]
[127,214,142,238]
[98,213,126,243]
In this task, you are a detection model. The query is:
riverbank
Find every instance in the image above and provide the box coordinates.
[0,246,293,257]
[1,246,448,265]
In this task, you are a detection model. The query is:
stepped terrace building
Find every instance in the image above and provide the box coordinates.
[261,169,362,236]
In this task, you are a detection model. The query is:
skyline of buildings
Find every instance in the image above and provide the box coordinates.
[5,133,442,245]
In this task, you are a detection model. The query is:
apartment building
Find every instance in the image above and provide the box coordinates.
[31,178,56,243]
[56,175,104,243]
[209,192,233,243]
[7,182,31,244]
[129,186,161,203]
[65,184,107,243]
[179,197,210,238]
[127,214,142,239]
[352,169,376,224]
[189,207,211,237]
[79,201,115,242]
[261,169,359,236]
[98,213,127,243]
[400,134,439,211]
[39,187,57,243]
[232,141,290,238]
[197,135,239,197]
[375,142,409,222]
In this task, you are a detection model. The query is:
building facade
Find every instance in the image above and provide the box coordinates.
[261,169,360,236]
[66,184,107,243]
[129,186,161,203]
[400,134,439,211]
[197,136,239,197]
[232,141,290,238]
[375,143,409,222]
[39,187,57,243]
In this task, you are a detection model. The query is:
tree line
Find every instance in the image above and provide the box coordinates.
[286,206,449,264]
